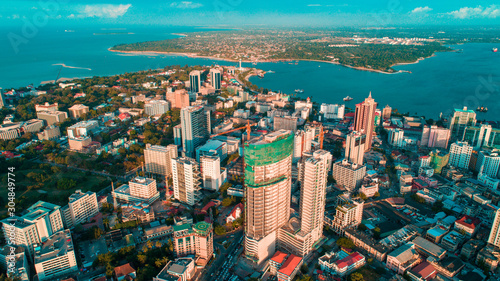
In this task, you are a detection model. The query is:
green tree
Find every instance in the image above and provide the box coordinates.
[336,237,355,249]
[214,225,226,236]
[350,272,364,281]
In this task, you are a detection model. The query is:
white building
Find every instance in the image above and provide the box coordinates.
[293,129,314,163]
[476,150,500,178]
[62,190,98,228]
[449,141,473,169]
[388,128,405,147]
[66,120,99,138]
[34,230,78,281]
[172,157,202,206]
[200,154,226,191]
[144,144,178,177]
[180,106,211,157]
[145,100,170,116]
[332,159,366,190]
[320,103,345,120]
[326,194,364,233]
[130,177,159,200]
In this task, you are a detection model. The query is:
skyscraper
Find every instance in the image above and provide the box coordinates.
[489,208,500,247]
[210,69,221,90]
[292,130,314,163]
[382,105,392,120]
[245,130,294,264]
[476,149,500,178]
[449,141,473,169]
[345,131,366,165]
[189,70,201,93]
[172,157,202,206]
[388,128,405,148]
[421,125,451,149]
[144,144,178,177]
[448,107,476,141]
[354,92,377,152]
[180,106,211,157]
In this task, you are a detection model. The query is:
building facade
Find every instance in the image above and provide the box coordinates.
[354,92,377,151]
[172,157,202,206]
[144,144,178,177]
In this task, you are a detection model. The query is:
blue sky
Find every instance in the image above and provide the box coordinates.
[1,0,499,27]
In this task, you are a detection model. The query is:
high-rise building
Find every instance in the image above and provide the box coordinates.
[293,130,314,163]
[172,157,202,206]
[320,103,345,120]
[488,208,500,247]
[245,130,294,264]
[476,149,500,178]
[189,70,201,93]
[173,221,213,265]
[200,154,226,191]
[354,92,377,151]
[180,106,211,157]
[129,177,160,201]
[449,141,473,169]
[173,124,182,146]
[328,194,364,234]
[345,131,366,165]
[382,105,392,120]
[61,190,98,228]
[210,69,221,90]
[144,144,178,177]
[274,116,298,132]
[463,124,500,150]
[144,100,170,116]
[34,229,78,281]
[37,125,61,141]
[278,150,332,257]
[1,201,64,257]
[448,107,476,141]
[421,125,451,149]
[388,128,405,148]
[332,159,366,190]
[166,89,190,109]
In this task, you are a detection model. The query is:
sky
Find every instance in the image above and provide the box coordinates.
[1,0,499,28]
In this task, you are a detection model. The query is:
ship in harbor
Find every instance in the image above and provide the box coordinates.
[477,106,488,113]
[295,89,304,93]
[343,96,353,101]
[493,48,498,52]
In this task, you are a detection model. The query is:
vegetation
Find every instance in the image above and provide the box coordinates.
[336,237,355,249]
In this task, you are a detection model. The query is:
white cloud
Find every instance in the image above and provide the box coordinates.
[307,4,322,7]
[170,2,203,9]
[448,5,500,19]
[81,4,132,18]
[411,6,432,14]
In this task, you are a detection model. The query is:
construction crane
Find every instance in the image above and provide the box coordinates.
[211,120,257,141]
[315,126,325,149]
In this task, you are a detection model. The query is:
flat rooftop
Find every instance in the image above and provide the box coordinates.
[34,229,74,264]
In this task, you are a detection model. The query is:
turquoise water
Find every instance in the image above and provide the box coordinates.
[1,26,499,120]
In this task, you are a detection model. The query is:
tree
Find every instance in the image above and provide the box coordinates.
[359,193,367,201]
[336,237,355,249]
[374,192,380,198]
[214,225,226,236]
[350,272,364,281]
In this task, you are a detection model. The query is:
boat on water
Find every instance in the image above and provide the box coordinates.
[493,48,498,53]
[477,106,488,113]
[343,96,353,101]
[267,70,275,73]
[295,89,304,93]
[257,73,264,78]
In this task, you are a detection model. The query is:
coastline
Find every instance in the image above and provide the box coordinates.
[108,48,432,74]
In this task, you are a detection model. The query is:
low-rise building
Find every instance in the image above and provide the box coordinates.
[386,243,421,275]
[454,215,481,237]
[154,258,194,281]
[318,250,366,277]
[277,254,303,281]
[407,261,437,281]
[114,263,136,281]
[412,236,446,261]
[476,244,500,271]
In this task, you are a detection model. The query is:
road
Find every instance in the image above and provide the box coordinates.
[200,230,244,281]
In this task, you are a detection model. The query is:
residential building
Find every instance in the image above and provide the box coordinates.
[449,141,473,169]
[277,254,303,281]
[345,131,366,165]
[320,103,345,120]
[454,215,481,237]
[66,120,98,138]
[113,177,160,205]
[37,125,61,141]
[354,92,377,151]
[461,239,484,260]
[412,236,446,260]
[189,70,201,93]
[476,149,500,178]
[180,105,211,157]
[328,194,363,234]
[167,89,190,109]
[382,105,392,119]
[68,104,89,118]
[388,128,405,147]
[386,243,421,275]
[210,69,221,90]
[34,230,78,281]
[318,250,366,276]
[195,139,227,162]
[114,263,136,281]
[36,110,68,125]
[448,107,476,141]
[0,246,29,281]
[245,130,294,264]
[270,251,288,275]
[174,124,182,146]
[292,129,314,163]
[488,207,500,247]
[144,144,178,177]
[62,190,98,228]
[154,258,194,281]
[172,157,202,206]
[35,102,58,112]
[332,159,366,190]
[476,244,500,271]
[407,261,437,281]
[200,154,226,191]
[421,125,451,149]
[274,116,298,132]
[440,230,466,252]
[463,124,500,150]
[145,100,170,116]
[173,222,213,265]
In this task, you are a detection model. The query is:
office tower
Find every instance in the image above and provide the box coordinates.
[128,177,160,202]
[144,100,170,116]
[448,107,476,141]
[210,69,221,90]
[476,149,500,178]
[388,128,405,148]
[245,130,294,264]
[463,124,500,150]
[320,103,345,120]
[274,116,298,132]
[166,89,190,109]
[61,190,98,228]
[345,131,366,165]
[173,124,182,146]
[173,221,213,265]
[196,139,228,162]
[180,106,211,157]
[66,120,98,138]
[279,150,332,257]
[354,92,377,151]
[144,144,178,177]
[34,230,78,281]
[1,201,63,257]
[449,141,473,169]
[200,154,225,191]
[330,194,364,233]
[421,125,451,149]
[293,130,314,163]
[332,159,366,190]
[172,157,202,206]
[189,70,201,93]
[489,208,500,247]
[36,110,68,125]
[68,104,89,118]
[382,105,392,120]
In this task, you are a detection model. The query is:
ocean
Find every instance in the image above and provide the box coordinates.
[1,26,499,120]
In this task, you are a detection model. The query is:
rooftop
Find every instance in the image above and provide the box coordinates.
[455,215,481,229]
[34,229,74,264]
[409,261,436,279]
[335,252,365,269]
[278,254,302,276]
[412,236,446,258]
[271,251,288,264]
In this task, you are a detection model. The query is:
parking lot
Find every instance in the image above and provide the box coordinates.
[80,237,108,267]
